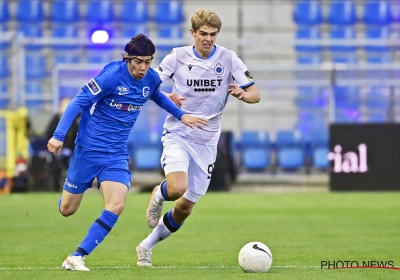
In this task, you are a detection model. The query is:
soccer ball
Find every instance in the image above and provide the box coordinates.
[238,241,273,273]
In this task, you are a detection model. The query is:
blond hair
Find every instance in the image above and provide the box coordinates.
[191,9,222,32]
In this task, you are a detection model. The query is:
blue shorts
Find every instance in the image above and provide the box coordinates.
[64,146,131,194]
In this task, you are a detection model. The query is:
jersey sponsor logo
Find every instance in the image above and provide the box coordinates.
[109,99,142,111]
[118,86,129,95]
[86,79,101,95]
[187,79,222,92]
[244,70,254,82]
[142,86,150,97]
[214,63,224,75]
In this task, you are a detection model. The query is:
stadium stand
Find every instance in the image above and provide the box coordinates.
[240,131,271,172]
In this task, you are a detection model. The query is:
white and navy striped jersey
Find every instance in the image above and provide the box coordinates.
[156,45,255,145]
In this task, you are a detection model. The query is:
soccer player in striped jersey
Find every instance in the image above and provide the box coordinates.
[136,9,261,266]
[47,34,207,271]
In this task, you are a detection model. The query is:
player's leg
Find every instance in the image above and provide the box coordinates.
[137,141,216,266]
[146,138,190,228]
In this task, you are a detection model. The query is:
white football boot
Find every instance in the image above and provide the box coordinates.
[62,255,90,271]
[146,180,166,228]
[136,243,152,267]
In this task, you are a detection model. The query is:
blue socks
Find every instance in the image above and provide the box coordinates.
[160,180,171,201]
[58,195,62,213]
[163,210,182,233]
[72,210,119,257]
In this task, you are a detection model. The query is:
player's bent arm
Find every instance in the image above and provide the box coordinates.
[52,91,92,142]
[151,89,186,120]
[241,84,261,104]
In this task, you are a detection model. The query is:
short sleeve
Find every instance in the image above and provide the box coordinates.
[231,52,255,89]
[155,49,177,82]
[82,69,116,103]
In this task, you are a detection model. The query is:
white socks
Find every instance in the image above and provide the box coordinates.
[141,217,172,250]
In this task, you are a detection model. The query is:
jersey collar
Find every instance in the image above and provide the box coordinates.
[193,45,217,60]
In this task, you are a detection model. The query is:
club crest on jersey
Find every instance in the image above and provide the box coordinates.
[142,86,150,97]
[86,79,101,95]
[214,63,224,75]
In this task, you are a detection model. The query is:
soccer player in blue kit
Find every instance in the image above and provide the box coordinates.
[47,34,208,271]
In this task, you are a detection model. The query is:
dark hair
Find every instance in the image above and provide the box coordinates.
[124,33,155,58]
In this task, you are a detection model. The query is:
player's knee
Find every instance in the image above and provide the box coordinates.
[175,202,193,217]
[106,202,124,215]
[59,204,77,217]
[168,182,187,199]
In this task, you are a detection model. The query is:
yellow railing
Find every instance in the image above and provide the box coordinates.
[0,107,29,178]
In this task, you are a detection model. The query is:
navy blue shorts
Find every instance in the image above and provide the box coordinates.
[64,146,131,194]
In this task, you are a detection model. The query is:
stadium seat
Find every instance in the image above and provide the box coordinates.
[329,26,357,53]
[120,1,149,24]
[51,0,80,23]
[295,26,323,53]
[50,25,80,64]
[367,111,388,122]
[25,81,45,110]
[17,25,43,51]
[25,53,47,79]
[331,53,358,64]
[308,129,329,169]
[16,0,44,23]
[157,25,184,53]
[240,131,271,171]
[363,0,392,25]
[133,147,162,170]
[365,26,391,53]
[0,80,8,109]
[334,86,360,109]
[334,108,361,123]
[0,1,9,26]
[0,52,8,79]
[85,0,115,23]
[120,25,150,40]
[293,1,323,25]
[154,0,185,24]
[327,1,357,25]
[365,87,391,109]
[295,87,328,109]
[275,130,306,170]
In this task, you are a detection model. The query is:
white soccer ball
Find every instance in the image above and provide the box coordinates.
[238,241,273,273]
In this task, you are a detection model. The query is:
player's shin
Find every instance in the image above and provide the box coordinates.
[141,210,182,250]
[71,210,119,257]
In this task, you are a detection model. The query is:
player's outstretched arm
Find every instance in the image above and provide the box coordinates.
[162,92,186,108]
[229,84,261,104]
[181,114,208,130]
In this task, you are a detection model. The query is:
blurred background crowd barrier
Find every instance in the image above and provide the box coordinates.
[1,0,400,192]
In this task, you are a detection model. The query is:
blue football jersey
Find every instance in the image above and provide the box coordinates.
[76,61,161,153]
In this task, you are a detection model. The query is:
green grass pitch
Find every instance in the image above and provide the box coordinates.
[1,191,400,279]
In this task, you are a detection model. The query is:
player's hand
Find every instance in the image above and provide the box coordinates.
[47,137,64,155]
[181,114,208,130]
[165,92,186,107]
[228,84,246,100]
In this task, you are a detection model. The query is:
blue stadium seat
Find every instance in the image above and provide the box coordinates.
[295,26,323,53]
[0,52,8,79]
[120,25,150,40]
[308,129,329,169]
[335,108,361,123]
[295,87,328,109]
[293,1,323,25]
[16,1,44,23]
[0,1,9,24]
[363,0,392,25]
[327,1,357,25]
[154,0,185,24]
[365,26,391,53]
[85,0,115,23]
[365,87,390,109]
[25,53,47,79]
[157,25,184,52]
[332,53,358,64]
[295,111,327,139]
[329,26,357,53]
[334,86,360,109]
[120,1,149,24]
[51,0,80,22]
[275,130,306,170]
[0,80,8,109]
[367,111,388,123]
[25,81,45,110]
[133,147,162,170]
[17,25,43,50]
[240,131,271,171]
[50,25,79,49]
